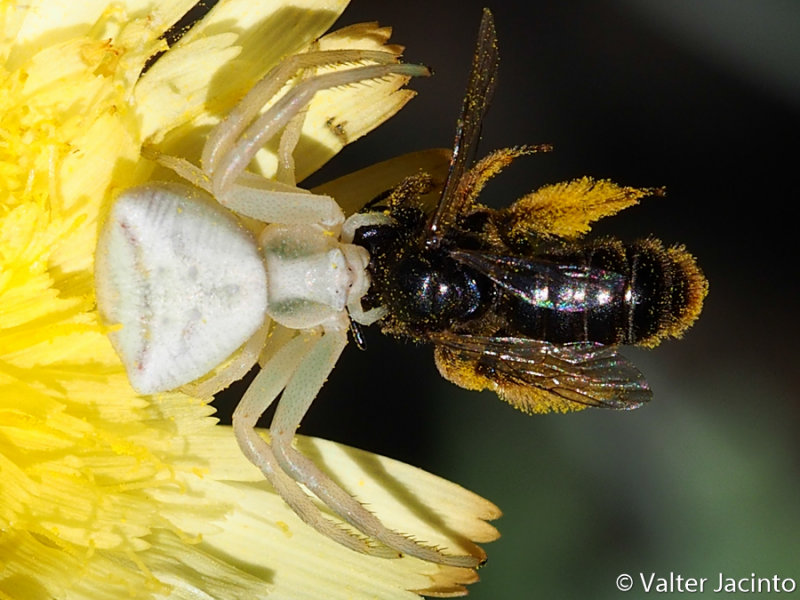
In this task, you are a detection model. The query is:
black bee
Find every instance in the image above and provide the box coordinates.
[352,8,707,414]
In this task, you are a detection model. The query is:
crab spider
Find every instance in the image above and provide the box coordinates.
[95,47,479,567]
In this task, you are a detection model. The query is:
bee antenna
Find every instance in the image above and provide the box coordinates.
[348,318,367,350]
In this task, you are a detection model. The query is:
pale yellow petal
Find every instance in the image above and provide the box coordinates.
[135,32,242,141]
[2,2,499,598]
[141,15,423,188]
[178,0,349,58]
[185,428,499,597]
[137,0,348,143]
[312,148,452,215]
[0,2,29,60]
[4,0,194,70]
[291,21,425,182]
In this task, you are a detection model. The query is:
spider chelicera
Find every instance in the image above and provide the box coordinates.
[95,46,478,567]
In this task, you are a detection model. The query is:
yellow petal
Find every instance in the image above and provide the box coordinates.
[2,2,500,598]
[143,14,424,186]
[137,0,348,143]
[292,22,424,181]
[312,148,452,215]
[4,0,193,69]
[186,429,500,598]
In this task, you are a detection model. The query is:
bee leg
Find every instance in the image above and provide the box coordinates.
[232,329,399,558]
[268,327,480,567]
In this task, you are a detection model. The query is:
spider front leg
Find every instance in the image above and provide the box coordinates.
[149,147,347,228]
[152,51,429,228]
[205,51,430,195]
[205,55,430,209]
[265,325,481,567]
[202,49,404,178]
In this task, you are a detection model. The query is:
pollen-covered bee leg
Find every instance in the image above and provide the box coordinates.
[232,331,399,558]
[210,60,430,198]
[268,328,480,567]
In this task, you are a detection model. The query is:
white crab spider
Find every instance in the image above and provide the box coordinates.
[95,47,479,567]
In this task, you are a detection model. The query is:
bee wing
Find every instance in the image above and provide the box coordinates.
[427,8,499,245]
[433,333,651,413]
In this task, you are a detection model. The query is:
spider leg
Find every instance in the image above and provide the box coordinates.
[258,323,298,368]
[203,49,408,177]
[146,142,344,226]
[210,61,430,199]
[221,179,345,226]
[154,52,428,227]
[142,147,212,193]
[268,327,480,567]
[180,317,271,398]
[145,148,344,226]
[232,329,399,558]
[275,102,308,186]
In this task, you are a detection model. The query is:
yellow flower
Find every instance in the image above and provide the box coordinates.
[0,1,500,598]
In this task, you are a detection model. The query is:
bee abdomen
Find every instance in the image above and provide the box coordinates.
[582,238,707,346]
[508,238,707,346]
[625,239,707,347]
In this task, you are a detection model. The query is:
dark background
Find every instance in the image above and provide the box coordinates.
[221,1,800,597]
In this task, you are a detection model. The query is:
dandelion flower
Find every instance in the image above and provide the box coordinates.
[0,1,500,598]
